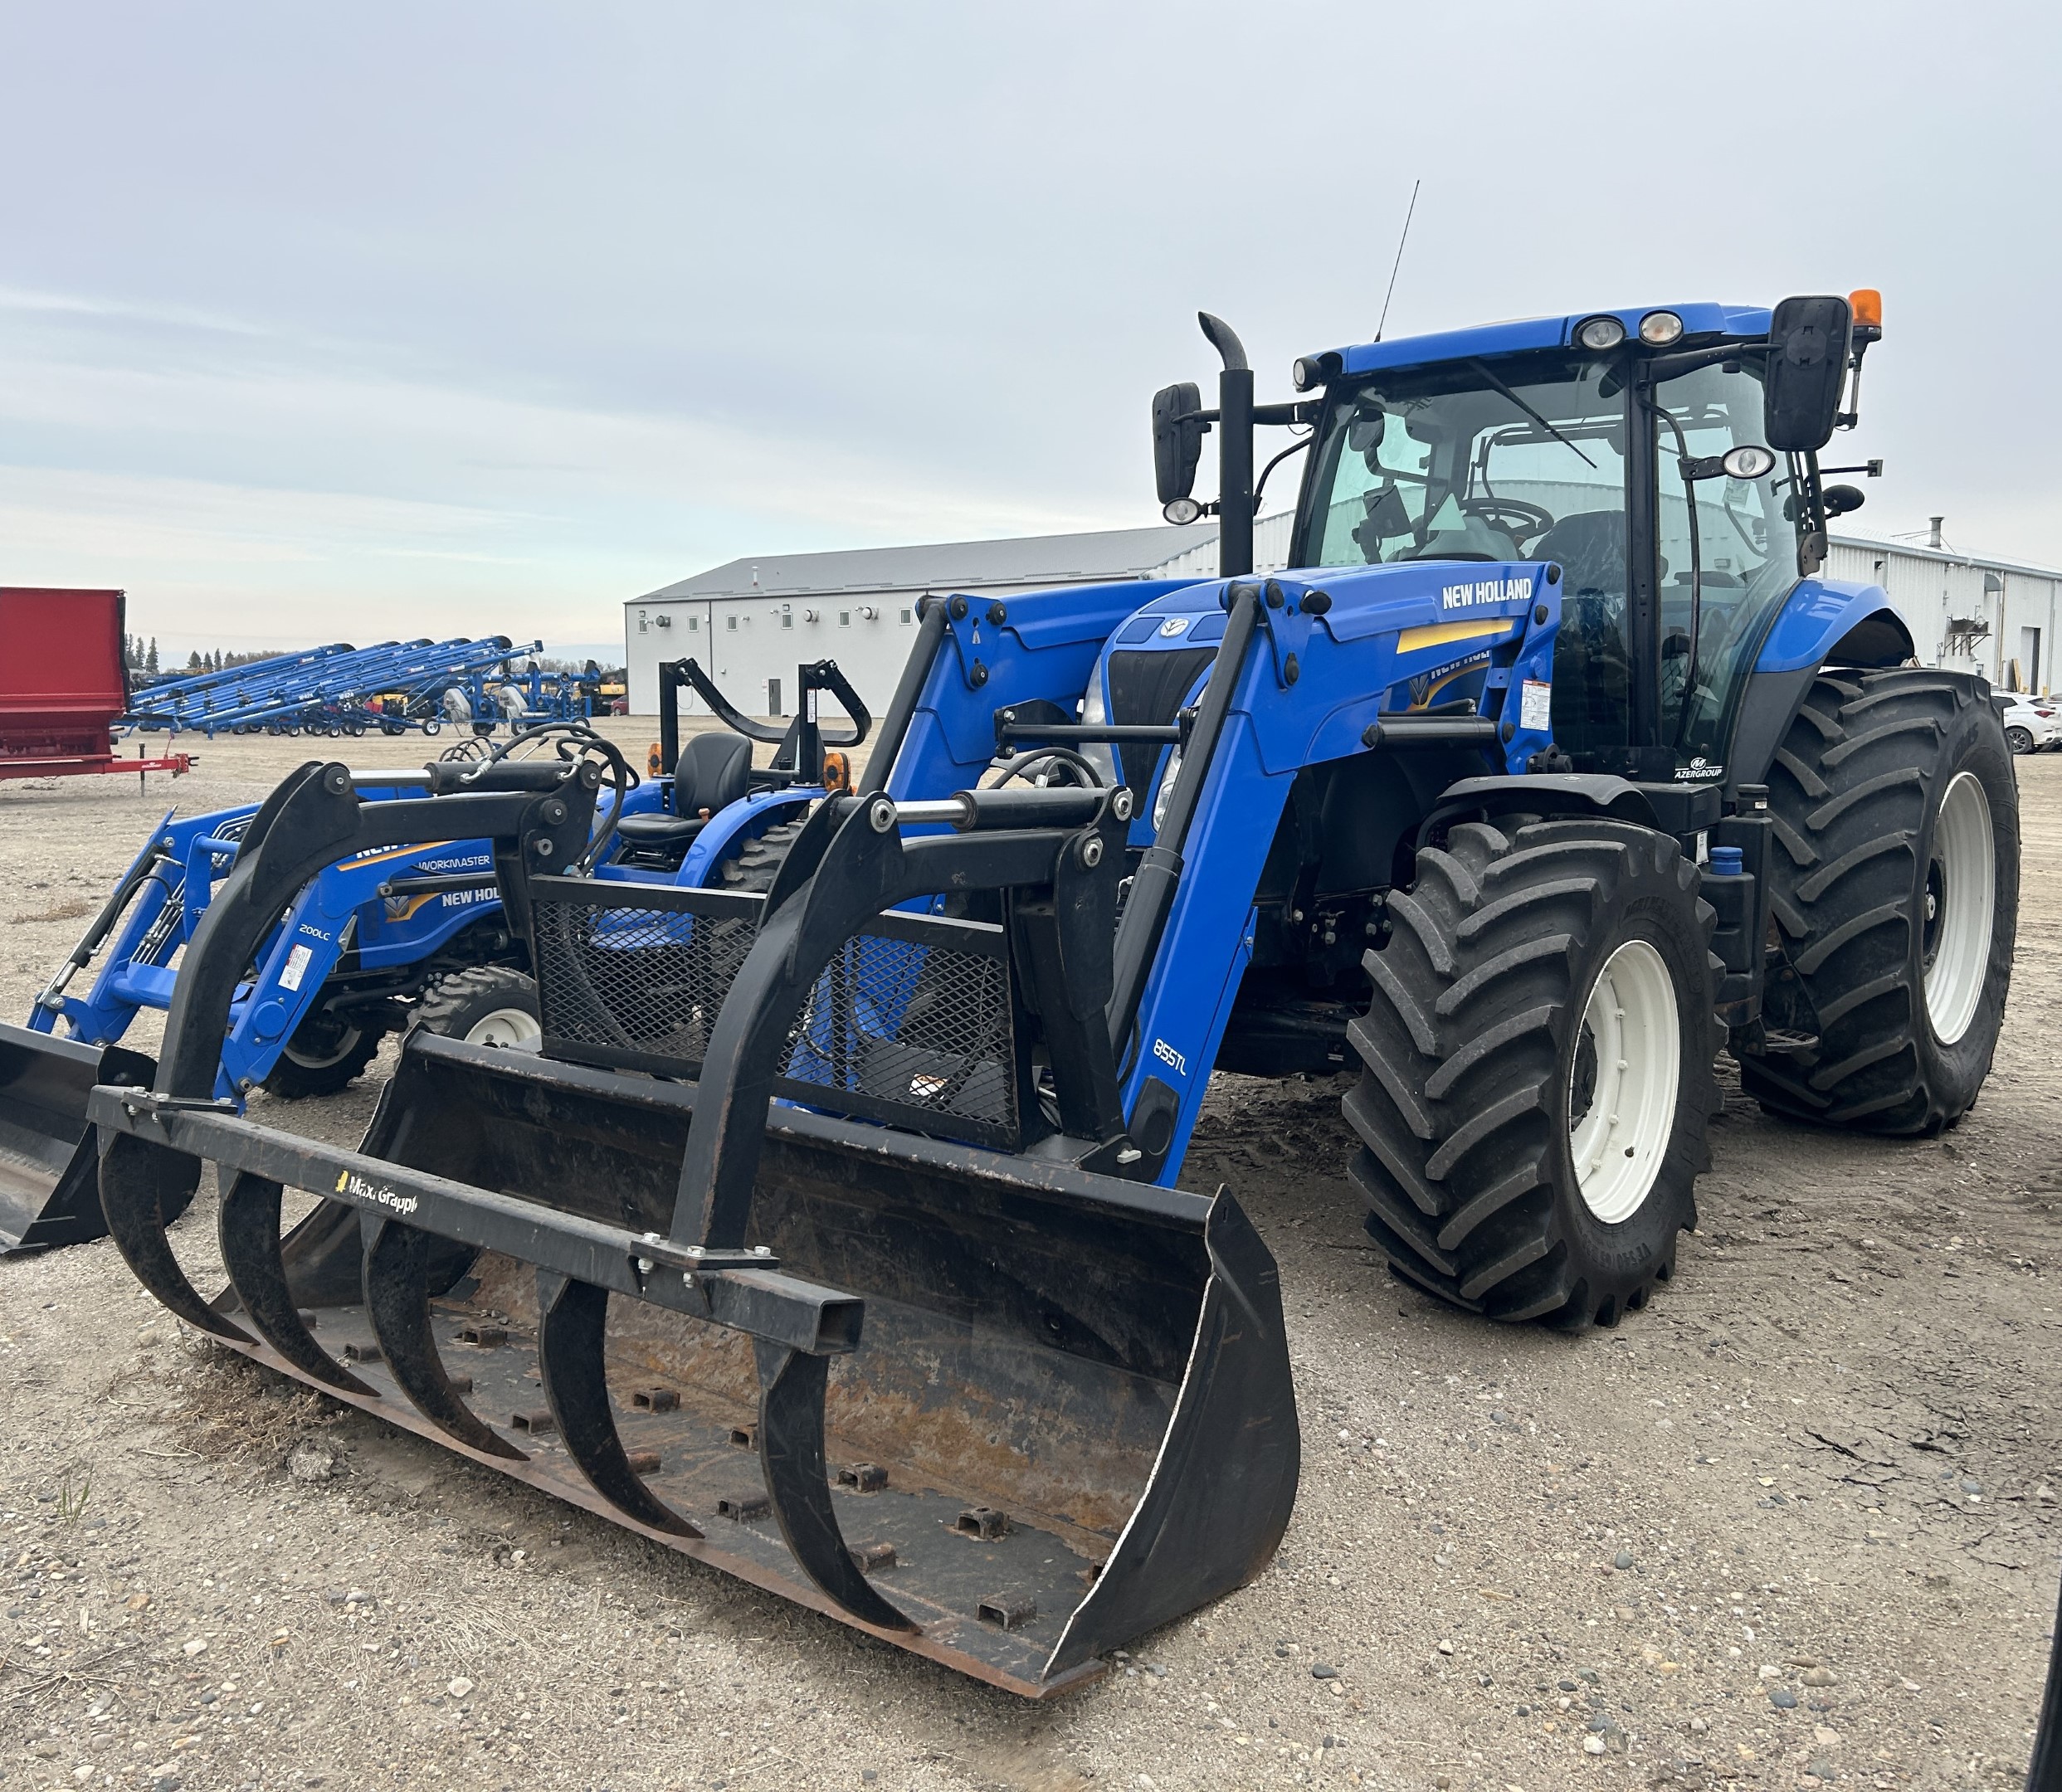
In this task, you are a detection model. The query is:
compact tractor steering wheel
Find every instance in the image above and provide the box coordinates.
[1460,496,1553,545]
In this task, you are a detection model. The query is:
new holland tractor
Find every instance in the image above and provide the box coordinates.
[86,292,2016,1694]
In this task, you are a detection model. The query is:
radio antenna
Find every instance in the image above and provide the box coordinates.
[1375,179,1421,342]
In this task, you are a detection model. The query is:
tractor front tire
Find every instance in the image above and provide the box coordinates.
[1741,669,2017,1133]
[412,967,544,1049]
[1348,819,1721,1328]
[262,1011,383,1099]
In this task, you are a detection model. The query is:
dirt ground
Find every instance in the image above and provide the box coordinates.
[2,728,2059,1792]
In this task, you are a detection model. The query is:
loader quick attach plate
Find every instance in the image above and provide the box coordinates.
[529,878,1026,1149]
[88,1038,1298,1697]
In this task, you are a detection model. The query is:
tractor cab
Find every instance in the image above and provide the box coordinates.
[1159,295,1885,786]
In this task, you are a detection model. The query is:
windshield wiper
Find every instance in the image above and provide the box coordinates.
[1465,359,1596,470]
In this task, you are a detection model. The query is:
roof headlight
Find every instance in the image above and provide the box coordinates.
[1639,309,1685,347]
[1577,315,1626,351]
[1163,496,1204,526]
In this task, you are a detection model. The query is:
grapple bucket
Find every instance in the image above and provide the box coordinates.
[87,758,1299,1694]
[0,1021,162,1254]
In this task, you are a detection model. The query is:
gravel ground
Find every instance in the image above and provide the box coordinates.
[2,730,2059,1792]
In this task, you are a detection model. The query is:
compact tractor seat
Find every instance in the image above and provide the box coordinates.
[615,731,752,851]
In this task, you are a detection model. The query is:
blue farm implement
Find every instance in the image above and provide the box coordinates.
[123,636,546,738]
[85,291,2019,1697]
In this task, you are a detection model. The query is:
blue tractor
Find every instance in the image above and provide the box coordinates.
[92,293,2016,1695]
[0,684,867,1253]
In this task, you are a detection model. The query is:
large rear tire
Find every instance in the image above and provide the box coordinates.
[1348,819,1720,1327]
[1740,668,2018,1133]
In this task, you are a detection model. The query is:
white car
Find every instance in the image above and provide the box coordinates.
[2000,695,2062,754]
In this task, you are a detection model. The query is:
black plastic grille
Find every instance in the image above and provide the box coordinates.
[529,878,1021,1147]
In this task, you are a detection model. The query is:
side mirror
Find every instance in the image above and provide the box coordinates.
[1764,295,1853,452]
[1347,400,1386,456]
[1153,382,1208,511]
[1821,483,1866,518]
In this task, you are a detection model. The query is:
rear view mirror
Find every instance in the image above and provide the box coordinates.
[1153,382,1207,507]
[1764,295,1852,452]
[1347,400,1386,455]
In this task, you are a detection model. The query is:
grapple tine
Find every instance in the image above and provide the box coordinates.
[753,1340,915,1634]
[97,1131,238,1341]
[535,1271,702,1537]
[361,1212,526,1461]
[217,1171,374,1395]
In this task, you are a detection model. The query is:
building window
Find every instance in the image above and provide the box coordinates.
[727,615,738,632]
[899,608,912,624]
[839,611,850,626]
[688,616,699,631]
[782,611,793,629]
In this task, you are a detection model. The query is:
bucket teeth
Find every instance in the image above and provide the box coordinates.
[216,1171,373,1396]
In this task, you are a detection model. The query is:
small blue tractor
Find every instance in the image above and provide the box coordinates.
[0,685,865,1253]
[91,293,2017,1695]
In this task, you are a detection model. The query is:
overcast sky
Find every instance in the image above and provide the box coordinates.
[3,2,2057,659]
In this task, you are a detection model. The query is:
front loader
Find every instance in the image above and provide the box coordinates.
[89,290,2015,1692]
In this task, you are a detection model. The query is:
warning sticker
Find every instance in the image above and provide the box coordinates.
[1518,679,1553,732]
[279,942,314,992]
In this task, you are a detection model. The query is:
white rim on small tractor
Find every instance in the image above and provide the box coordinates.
[1567,938,1681,1225]
[465,1007,543,1049]
[1923,770,1995,1046]
[283,1025,366,1070]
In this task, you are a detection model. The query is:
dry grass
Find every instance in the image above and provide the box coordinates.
[164,1336,349,1472]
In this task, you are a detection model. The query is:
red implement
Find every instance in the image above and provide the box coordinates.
[0,589,191,784]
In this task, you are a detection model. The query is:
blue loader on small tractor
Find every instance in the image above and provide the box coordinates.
[86,291,2015,1695]
[0,682,868,1254]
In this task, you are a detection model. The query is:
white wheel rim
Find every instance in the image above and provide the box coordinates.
[1568,938,1681,1225]
[284,1026,364,1070]
[1923,770,1995,1046]
[464,1006,542,1048]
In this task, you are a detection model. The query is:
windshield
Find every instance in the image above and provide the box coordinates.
[1300,355,1635,756]
[1302,355,1629,569]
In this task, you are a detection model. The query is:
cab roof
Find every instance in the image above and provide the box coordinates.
[1318,304,1775,380]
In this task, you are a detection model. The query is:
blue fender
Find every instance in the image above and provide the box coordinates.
[1753,577,1913,674]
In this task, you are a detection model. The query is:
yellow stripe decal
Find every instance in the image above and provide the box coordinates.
[1396,621,1515,655]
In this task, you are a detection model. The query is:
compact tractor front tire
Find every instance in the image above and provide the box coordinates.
[412,967,544,1049]
[1348,819,1721,1327]
[262,1011,383,1098]
[1742,669,2018,1133]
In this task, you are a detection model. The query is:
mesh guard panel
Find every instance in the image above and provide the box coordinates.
[529,877,1022,1149]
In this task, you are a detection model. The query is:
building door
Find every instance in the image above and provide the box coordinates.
[2021,626,2041,695]
[768,676,782,718]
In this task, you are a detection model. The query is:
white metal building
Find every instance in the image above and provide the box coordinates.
[622,514,1293,717]
[624,513,2058,716]
[1825,527,2062,694]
